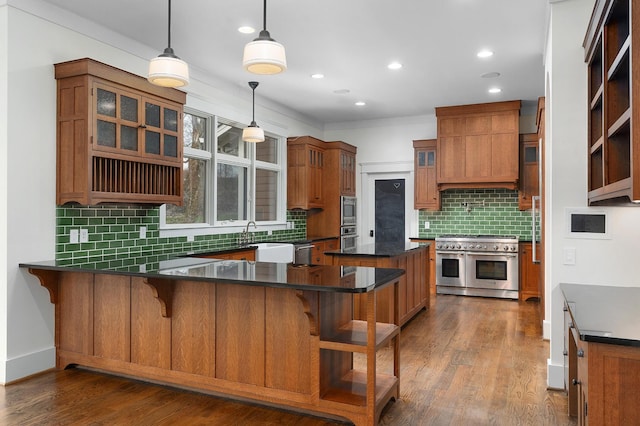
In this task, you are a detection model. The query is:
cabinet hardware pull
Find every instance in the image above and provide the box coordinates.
[572,379,581,386]
[138,124,147,128]
[563,350,568,356]
[577,349,584,357]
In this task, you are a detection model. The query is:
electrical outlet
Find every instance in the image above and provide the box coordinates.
[79,228,89,243]
[69,229,79,244]
[268,230,273,236]
[139,264,146,273]
[424,221,430,230]
[139,226,147,239]
[187,235,194,242]
[563,247,576,265]
[287,221,295,229]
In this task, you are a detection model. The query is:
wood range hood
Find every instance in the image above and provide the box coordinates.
[435,100,521,191]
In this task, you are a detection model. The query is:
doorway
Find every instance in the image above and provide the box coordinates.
[375,179,405,244]
[360,161,416,246]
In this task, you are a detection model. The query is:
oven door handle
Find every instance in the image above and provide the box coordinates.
[465,252,518,258]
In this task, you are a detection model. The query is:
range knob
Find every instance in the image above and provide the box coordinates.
[456,244,462,249]
[503,246,509,251]
[493,245,499,251]
[444,244,450,249]
[510,246,517,252]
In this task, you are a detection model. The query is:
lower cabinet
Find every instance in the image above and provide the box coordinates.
[312,238,340,265]
[566,304,640,425]
[329,246,428,326]
[519,242,540,301]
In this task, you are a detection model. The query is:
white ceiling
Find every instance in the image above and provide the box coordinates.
[36,0,548,124]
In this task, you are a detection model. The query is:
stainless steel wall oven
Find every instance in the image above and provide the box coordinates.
[435,235,519,299]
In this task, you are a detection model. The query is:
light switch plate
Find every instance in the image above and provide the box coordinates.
[563,247,576,265]
[139,226,147,239]
[69,229,79,244]
[424,221,430,230]
[79,228,89,243]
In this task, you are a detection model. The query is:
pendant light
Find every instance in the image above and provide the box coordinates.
[242,0,287,75]
[148,0,190,87]
[242,81,265,143]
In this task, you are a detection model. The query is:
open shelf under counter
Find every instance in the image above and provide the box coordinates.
[320,370,398,407]
[319,320,399,353]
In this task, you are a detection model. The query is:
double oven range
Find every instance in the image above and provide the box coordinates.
[435,234,519,299]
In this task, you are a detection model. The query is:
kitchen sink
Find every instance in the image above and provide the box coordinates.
[254,243,294,263]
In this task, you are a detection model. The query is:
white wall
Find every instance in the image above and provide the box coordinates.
[2,2,322,382]
[545,0,640,389]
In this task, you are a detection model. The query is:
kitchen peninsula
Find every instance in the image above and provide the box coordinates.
[20,258,404,426]
[326,242,429,326]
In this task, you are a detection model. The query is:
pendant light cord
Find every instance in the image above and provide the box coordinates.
[262,0,267,31]
[167,0,172,48]
[252,86,256,122]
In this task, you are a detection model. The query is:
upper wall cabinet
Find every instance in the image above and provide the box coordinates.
[55,58,186,206]
[435,101,521,191]
[518,133,539,210]
[584,0,639,204]
[413,139,440,210]
[287,136,326,209]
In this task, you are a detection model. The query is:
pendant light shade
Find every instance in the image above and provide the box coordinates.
[242,81,265,143]
[148,0,189,87]
[243,0,287,75]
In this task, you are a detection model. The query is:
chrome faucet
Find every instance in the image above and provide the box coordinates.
[239,221,257,246]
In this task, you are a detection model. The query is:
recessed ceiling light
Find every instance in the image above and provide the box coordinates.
[481,72,501,78]
[311,73,324,79]
[477,50,494,58]
[333,89,350,95]
[387,62,403,70]
[238,26,255,34]
[488,87,502,94]
[355,101,366,106]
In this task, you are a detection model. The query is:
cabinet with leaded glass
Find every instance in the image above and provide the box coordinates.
[55,58,186,206]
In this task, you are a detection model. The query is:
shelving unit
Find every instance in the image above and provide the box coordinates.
[317,286,400,423]
[55,58,186,206]
[584,0,639,204]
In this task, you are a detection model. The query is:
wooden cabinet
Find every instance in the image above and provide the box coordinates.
[566,306,640,425]
[413,139,440,210]
[305,140,357,240]
[326,142,356,196]
[584,0,640,204]
[311,238,339,265]
[287,136,326,209]
[518,242,540,301]
[55,58,186,206]
[518,133,540,210]
[329,246,428,326]
[435,101,521,190]
[411,239,436,295]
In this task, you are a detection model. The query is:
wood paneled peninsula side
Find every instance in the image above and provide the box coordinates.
[326,242,429,326]
[20,258,405,426]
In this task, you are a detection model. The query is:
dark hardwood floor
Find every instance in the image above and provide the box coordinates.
[0,295,575,425]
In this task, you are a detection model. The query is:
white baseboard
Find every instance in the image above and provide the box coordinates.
[543,319,551,340]
[1,346,56,384]
[547,358,565,390]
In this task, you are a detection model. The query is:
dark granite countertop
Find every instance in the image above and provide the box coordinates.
[20,257,404,294]
[326,242,425,257]
[561,283,640,347]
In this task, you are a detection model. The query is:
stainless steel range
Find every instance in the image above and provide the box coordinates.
[435,235,519,299]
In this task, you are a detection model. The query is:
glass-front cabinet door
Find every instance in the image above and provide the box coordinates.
[93,82,181,163]
[94,83,141,154]
[144,99,181,160]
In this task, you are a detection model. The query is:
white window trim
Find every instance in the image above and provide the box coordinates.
[160,110,288,238]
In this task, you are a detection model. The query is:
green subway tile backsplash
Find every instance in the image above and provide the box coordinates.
[56,205,307,267]
[417,189,537,240]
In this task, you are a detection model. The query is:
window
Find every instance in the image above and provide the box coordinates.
[162,110,285,230]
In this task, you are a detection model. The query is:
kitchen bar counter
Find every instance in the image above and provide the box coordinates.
[326,243,429,326]
[20,258,403,426]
